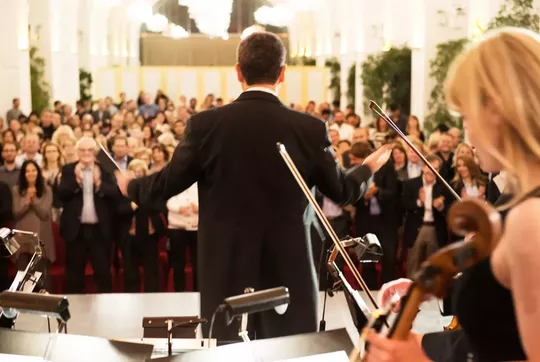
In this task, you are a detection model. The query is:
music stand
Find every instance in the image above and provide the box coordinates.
[149,328,354,362]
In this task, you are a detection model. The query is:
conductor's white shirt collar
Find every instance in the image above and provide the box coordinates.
[244,86,278,97]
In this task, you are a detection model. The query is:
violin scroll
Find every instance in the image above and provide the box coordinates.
[448,197,503,258]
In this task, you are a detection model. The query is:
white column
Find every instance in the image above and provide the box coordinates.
[78,0,92,71]
[29,0,80,107]
[0,0,31,119]
[109,7,122,66]
[90,4,111,73]
[127,22,141,66]
[410,0,427,121]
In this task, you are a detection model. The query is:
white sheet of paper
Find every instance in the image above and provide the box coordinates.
[276,351,350,362]
[8,271,42,292]
[0,354,46,361]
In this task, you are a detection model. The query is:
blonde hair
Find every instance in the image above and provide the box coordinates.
[128,159,148,174]
[445,27,540,203]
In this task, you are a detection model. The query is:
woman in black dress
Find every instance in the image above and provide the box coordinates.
[365,27,540,362]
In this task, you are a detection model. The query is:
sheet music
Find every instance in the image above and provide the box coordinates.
[277,351,349,362]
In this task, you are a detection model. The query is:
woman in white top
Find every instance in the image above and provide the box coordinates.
[167,183,198,292]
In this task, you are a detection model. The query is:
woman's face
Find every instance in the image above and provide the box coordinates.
[392,148,405,165]
[9,120,21,132]
[152,148,165,163]
[457,146,473,159]
[408,117,418,129]
[62,141,76,156]
[378,118,387,131]
[140,153,151,166]
[456,159,470,179]
[337,142,350,155]
[155,113,165,124]
[25,163,38,184]
[45,145,59,163]
[463,110,502,173]
[73,127,82,139]
[133,167,146,179]
[3,131,15,143]
[143,126,152,139]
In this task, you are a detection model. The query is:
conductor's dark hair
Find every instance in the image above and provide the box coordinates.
[237,32,286,85]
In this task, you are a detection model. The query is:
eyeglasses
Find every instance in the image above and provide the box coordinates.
[78,148,95,153]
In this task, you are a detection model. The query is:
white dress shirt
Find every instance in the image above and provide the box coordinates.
[329,123,354,142]
[418,179,435,222]
[15,153,43,168]
[167,183,199,231]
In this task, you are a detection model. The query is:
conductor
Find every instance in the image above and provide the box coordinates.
[116,31,391,341]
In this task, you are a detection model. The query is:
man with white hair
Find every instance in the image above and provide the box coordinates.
[57,136,119,293]
[15,133,42,168]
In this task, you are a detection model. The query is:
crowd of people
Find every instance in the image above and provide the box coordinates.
[0,90,501,295]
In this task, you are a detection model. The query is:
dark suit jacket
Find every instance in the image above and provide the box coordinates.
[115,195,167,245]
[354,161,398,231]
[402,176,450,248]
[57,162,119,242]
[127,91,373,340]
[0,181,12,226]
[91,110,111,123]
[436,151,455,182]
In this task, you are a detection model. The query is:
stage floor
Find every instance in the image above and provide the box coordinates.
[13,292,449,342]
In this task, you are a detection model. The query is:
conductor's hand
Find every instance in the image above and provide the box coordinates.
[364,330,430,362]
[115,170,134,197]
[363,144,393,174]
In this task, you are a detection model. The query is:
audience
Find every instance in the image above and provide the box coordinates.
[0,91,499,294]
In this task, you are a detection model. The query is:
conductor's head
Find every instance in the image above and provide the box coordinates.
[236,31,286,91]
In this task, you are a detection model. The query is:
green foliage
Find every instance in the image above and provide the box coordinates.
[29,46,50,114]
[360,46,412,116]
[79,68,93,103]
[325,57,341,102]
[288,56,316,66]
[425,38,468,132]
[347,64,356,106]
[487,0,540,31]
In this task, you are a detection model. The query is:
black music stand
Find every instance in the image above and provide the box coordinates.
[149,328,354,362]
[0,329,153,362]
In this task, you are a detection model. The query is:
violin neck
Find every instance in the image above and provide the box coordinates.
[387,284,424,340]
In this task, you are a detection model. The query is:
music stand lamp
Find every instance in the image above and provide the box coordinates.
[210,286,290,343]
[0,290,70,333]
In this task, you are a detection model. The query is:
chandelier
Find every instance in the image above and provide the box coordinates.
[146,14,169,33]
[179,0,233,38]
[254,5,294,27]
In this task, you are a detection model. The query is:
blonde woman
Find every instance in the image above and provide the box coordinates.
[366,27,540,362]
[51,125,75,146]
[60,138,78,164]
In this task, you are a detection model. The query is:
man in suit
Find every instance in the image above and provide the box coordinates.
[116,31,391,341]
[402,154,450,277]
[91,99,112,124]
[351,142,399,289]
[57,136,119,293]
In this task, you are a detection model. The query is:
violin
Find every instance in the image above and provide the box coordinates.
[368,101,465,330]
[388,197,502,339]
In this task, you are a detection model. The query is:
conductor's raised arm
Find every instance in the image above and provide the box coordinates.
[311,122,392,205]
[117,118,201,204]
